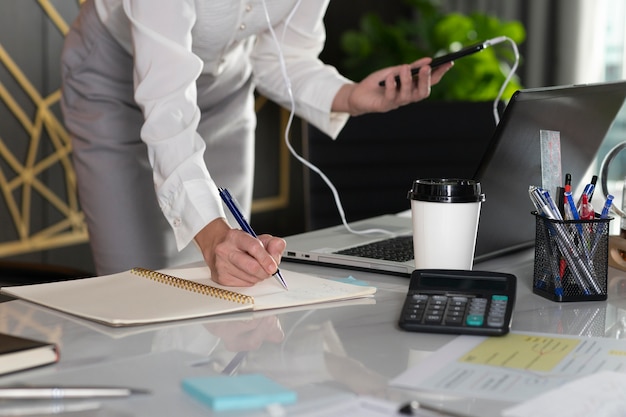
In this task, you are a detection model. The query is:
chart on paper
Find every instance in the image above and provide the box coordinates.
[459,333,579,372]
[391,332,626,403]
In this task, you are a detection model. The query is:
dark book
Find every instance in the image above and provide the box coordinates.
[0,333,59,376]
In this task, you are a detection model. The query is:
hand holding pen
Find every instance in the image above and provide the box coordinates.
[219,187,288,290]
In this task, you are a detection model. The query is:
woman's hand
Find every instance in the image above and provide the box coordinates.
[194,218,286,286]
[332,57,453,116]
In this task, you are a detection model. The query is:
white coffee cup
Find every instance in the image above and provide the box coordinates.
[408,179,485,270]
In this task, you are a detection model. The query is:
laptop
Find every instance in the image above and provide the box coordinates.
[283,80,626,276]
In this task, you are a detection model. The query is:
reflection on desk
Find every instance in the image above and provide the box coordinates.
[0,249,624,417]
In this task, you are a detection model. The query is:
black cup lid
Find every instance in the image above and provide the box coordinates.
[407,178,486,203]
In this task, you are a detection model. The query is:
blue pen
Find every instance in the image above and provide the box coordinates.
[564,191,583,234]
[601,194,614,218]
[590,194,614,257]
[218,187,288,290]
[541,189,563,220]
[576,183,596,208]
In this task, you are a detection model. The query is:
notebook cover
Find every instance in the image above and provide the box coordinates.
[0,332,59,375]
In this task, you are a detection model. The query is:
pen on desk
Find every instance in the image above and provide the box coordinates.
[221,350,247,375]
[218,187,288,290]
[0,386,149,399]
[398,400,468,417]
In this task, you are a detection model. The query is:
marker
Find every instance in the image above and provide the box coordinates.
[580,194,594,220]
[0,386,149,399]
[564,173,572,193]
[563,174,572,221]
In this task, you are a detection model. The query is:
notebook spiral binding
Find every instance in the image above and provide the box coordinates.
[130,267,254,305]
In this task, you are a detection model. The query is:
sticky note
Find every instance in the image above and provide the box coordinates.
[332,276,371,286]
[181,374,297,411]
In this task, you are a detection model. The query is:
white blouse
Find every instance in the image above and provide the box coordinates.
[92,0,351,250]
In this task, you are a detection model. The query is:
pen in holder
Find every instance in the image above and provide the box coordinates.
[532,212,611,302]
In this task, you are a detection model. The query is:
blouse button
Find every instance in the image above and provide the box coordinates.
[239,23,246,31]
[245,4,252,12]
[172,218,182,227]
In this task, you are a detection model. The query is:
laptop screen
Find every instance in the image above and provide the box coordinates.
[473,80,626,259]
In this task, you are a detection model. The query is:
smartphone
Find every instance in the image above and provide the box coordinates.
[379,41,486,87]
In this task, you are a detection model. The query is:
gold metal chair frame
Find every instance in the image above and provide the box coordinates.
[0,0,290,258]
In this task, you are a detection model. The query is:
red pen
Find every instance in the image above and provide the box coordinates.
[580,193,594,220]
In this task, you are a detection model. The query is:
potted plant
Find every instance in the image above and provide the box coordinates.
[338,0,526,102]
[304,1,527,229]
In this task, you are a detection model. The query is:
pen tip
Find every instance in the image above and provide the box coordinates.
[275,270,288,290]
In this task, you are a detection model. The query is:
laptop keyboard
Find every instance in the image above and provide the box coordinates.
[334,236,414,262]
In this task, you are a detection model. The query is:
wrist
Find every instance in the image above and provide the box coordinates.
[332,83,361,116]
[194,217,231,267]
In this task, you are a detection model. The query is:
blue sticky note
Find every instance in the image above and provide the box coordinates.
[332,276,371,287]
[181,374,297,411]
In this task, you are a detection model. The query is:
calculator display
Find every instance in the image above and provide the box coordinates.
[418,272,508,292]
[399,269,516,336]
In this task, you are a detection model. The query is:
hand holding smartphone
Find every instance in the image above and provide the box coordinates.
[379,41,486,87]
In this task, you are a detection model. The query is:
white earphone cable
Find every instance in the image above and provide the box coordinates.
[484,36,520,125]
[260,0,396,236]
[260,2,519,236]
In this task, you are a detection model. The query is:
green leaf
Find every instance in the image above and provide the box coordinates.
[339,1,526,100]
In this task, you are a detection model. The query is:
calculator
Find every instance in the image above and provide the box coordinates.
[398,269,516,336]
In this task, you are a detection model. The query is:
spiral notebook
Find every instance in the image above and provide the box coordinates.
[0,265,376,327]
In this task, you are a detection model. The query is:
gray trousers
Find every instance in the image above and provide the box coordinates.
[61,0,256,275]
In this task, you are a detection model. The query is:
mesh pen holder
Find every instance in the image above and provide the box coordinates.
[532,212,611,302]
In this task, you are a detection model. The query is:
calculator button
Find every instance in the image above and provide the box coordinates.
[444,316,464,325]
[446,309,464,317]
[412,294,429,301]
[404,305,424,315]
[466,314,484,326]
[487,316,505,327]
[425,314,443,323]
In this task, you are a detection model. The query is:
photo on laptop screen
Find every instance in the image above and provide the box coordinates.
[283,80,626,276]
